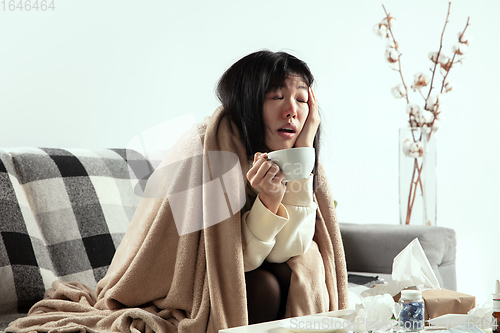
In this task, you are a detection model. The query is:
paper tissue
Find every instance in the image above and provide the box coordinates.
[360,238,475,320]
[361,238,440,297]
[353,294,398,331]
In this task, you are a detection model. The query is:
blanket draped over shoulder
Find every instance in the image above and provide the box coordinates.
[7,107,348,333]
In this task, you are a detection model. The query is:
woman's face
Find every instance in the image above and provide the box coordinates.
[262,75,309,151]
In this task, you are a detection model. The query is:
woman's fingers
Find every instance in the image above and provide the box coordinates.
[247,153,267,181]
[294,87,320,148]
[309,86,317,106]
[247,153,286,196]
[255,160,276,183]
[307,87,320,125]
[261,163,285,194]
[247,157,272,187]
[247,158,283,189]
[253,152,266,162]
[262,163,280,182]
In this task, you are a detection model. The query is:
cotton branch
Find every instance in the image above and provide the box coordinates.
[426,2,452,101]
[440,16,471,94]
[382,4,410,104]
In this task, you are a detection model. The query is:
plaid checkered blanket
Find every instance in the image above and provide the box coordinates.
[0,148,154,331]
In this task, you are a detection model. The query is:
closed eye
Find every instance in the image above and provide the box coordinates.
[272,96,284,100]
[297,99,307,103]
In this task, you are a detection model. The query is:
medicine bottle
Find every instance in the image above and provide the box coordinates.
[494,308,499,333]
[399,290,424,332]
[493,293,499,331]
[494,279,500,333]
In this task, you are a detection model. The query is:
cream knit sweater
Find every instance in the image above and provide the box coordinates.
[242,174,317,271]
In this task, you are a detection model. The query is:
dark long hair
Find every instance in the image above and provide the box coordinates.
[216,50,322,191]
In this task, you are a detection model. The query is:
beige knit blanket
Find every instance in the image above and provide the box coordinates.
[7,107,348,333]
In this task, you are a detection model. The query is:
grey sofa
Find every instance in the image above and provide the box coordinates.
[0,147,457,331]
[339,222,457,291]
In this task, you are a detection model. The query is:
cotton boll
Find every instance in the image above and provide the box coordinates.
[403,139,412,156]
[438,53,449,65]
[392,84,406,98]
[415,113,426,126]
[452,43,468,55]
[460,43,468,54]
[429,52,439,64]
[415,109,434,126]
[386,17,397,29]
[411,72,430,91]
[406,103,420,116]
[381,17,397,28]
[386,49,399,63]
[413,72,426,82]
[374,23,388,38]
[425,95,437,111]
[423,110,435,123]
[425,94,444,111]
[403,139,423,158]
[409,141,423,158]
[385,39,400,63]
[438,53,452,72]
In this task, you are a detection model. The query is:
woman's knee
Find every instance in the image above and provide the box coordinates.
[245,268,280,301]
[245,268,281,324]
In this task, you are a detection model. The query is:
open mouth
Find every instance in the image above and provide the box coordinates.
[278,128,296,134]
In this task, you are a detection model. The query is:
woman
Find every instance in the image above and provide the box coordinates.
[217,50,323,324]
[6,50,348,333]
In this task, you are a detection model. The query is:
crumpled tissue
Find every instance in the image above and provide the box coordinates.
[361,238,441,297]
[427,301,495,330]
[351,294,398,331]
[311,297,398,332]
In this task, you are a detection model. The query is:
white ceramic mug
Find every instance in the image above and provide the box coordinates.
[266,147,315,182]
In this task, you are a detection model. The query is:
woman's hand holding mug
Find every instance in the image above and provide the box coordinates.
[246,152,286,215]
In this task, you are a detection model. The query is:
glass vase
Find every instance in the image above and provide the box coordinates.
[399,127,437,225]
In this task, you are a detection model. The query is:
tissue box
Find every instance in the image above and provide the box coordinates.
[422,289,476,320]
[394,289,476,320]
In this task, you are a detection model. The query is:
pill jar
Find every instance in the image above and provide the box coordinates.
[399,290,425,332]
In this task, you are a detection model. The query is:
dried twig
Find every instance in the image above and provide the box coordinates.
[426,2,452,101]
[382,4,410,105]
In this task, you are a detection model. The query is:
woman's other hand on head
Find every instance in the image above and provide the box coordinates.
[246,152,286,214]
[294,87,320,148]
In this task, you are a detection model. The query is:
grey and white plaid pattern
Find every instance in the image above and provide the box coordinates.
[0,148,154,329]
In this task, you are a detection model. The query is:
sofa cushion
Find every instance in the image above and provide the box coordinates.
[0,148,151,320]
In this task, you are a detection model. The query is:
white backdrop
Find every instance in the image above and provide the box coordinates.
[1,0,498,305]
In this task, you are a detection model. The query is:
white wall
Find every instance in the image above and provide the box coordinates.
[1,0,498,305]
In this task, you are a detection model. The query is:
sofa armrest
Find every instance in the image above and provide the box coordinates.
[339,223,457,291]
